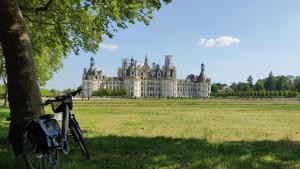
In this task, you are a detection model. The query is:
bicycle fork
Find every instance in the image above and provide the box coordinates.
[61,103,70,154]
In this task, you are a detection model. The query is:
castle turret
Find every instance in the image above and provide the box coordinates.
[134,60,137,67]
[165,54,172,68]
[122,58,128,68]
[90,57,95,68]
[197,63,207,83]
[144,55,149,68]
[130,57,134,66]
[152,62,156,69]
[164,54,174,79]
[82,68,87,80]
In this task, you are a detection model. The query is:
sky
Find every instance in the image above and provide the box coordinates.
[45,0,300,90]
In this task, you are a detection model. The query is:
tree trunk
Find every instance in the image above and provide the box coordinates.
[0,0,42,127]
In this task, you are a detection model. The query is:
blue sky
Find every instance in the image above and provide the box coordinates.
[45,0,300,90]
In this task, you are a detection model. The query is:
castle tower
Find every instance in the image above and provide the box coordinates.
[130,57,134,66]
[152,62,156,69]
[165,54,172,68]
[197,63,207,83]
[82,68,87,80]
[122,58,128,68]
[90,57,95,67]
[164,54,174,79]
[144,55,149,67]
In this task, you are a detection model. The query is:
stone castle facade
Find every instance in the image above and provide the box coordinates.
[82,55,211,98]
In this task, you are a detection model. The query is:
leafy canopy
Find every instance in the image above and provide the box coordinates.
[15,0,171,85]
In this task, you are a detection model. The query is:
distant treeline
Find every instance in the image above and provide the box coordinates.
[92,89,127,97]
[211,90,297,99]
[211,72,300,98]
[40,88,76,97]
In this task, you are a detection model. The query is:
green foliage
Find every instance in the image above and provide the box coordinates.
[40,88,60,97]
[235,82,250,92]
[213,73,298,95]
[15,0,171,86]
[254,80,264,91]
[264,71,276,91]
[92,88,127,97]
[247,75,253,88]
[275,76,294,91]
[0,84,4,96]
[63,88,75,95]
[211,83,227,93]
[212,90,298,99]
[294,76,300,92]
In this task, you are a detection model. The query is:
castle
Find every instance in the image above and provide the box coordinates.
[82,55,211,98]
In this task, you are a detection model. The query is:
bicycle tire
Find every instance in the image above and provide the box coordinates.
[22,131,59,169]
[69,118,90,159]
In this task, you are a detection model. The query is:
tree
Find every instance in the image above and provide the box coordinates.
[264,71,276,91]
[294,76,300,92]
[275,75,294,91]
[0,54,8,106]
[211,84,219,93]
[247,75,253,89]
[0,0,171,128]
[235,82,250,92]
[254,79,265,91]
[230,82,237,91]
[63,88,75,95]
[211,83,228,93]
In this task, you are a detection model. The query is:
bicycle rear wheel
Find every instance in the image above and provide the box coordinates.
[69,117,90,159]
[22,131,59,169]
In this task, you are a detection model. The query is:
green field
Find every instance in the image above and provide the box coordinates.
[1,99,300,169]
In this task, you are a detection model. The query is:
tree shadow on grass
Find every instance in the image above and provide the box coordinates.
[1,129,300,169]
[61,136,300,169]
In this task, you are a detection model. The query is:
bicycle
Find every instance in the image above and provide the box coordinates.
[10,88,89,169]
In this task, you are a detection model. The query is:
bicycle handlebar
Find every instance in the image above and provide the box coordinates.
[68,88,82,97]
[41,88,82,107]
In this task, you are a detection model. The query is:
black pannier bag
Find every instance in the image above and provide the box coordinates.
[10,118,62,155]
[28,119,62,152]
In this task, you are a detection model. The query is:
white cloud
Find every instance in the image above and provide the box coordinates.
[100,43,119,51]
[198,36,240,47]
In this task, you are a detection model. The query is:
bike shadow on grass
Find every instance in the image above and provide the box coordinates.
[1,130,300,169]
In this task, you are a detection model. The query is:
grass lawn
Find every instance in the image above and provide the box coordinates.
[1,99,300,169]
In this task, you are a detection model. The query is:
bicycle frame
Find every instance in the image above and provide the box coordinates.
[61,103,71,154]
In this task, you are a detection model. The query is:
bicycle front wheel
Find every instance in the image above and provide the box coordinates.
[69,118,90,159]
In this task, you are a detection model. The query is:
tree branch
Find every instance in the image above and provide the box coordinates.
[19,0,54,12]
[25,15,56,26]
[36,0,54,12]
